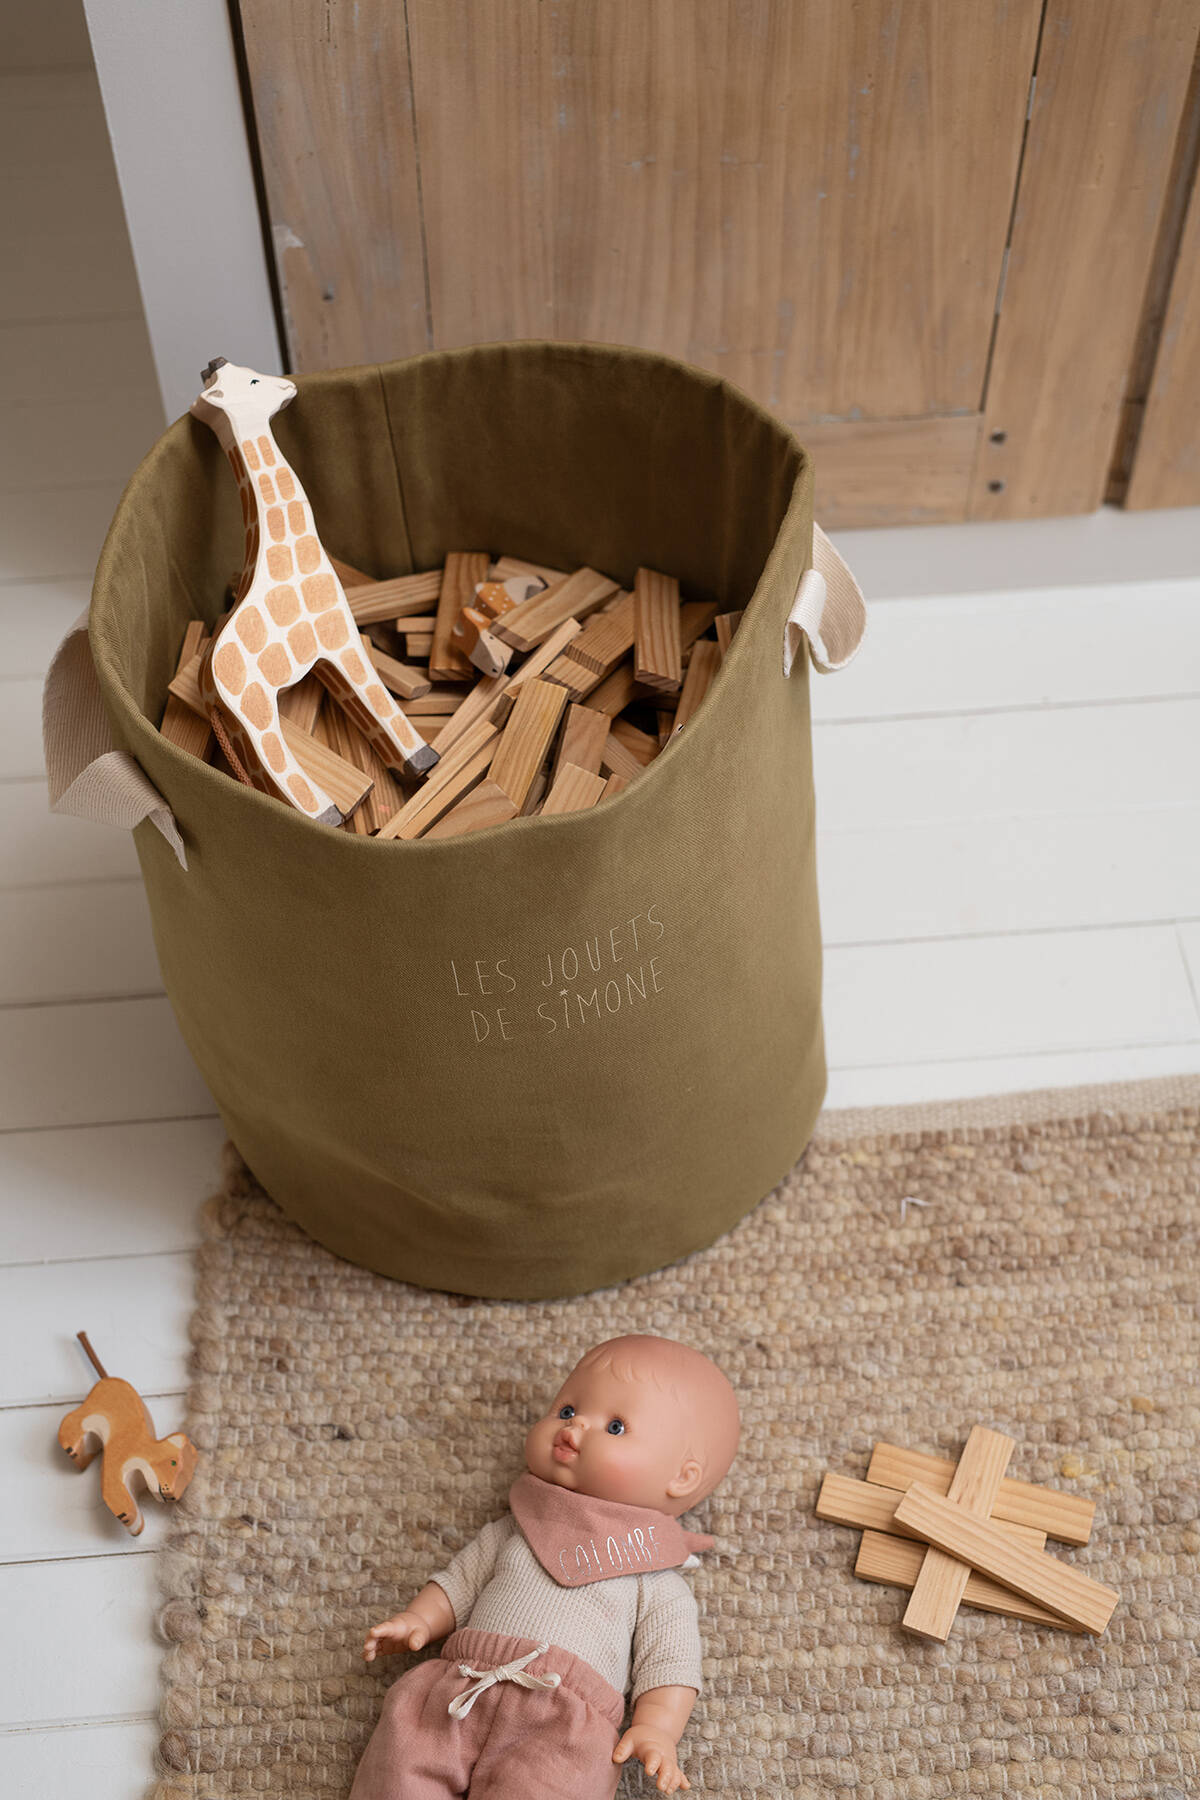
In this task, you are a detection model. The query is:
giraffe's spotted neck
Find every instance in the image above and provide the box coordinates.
[222,416,312,604]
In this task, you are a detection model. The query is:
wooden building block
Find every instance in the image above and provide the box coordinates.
[490,678,569,807]
[279,716,374,820]
[491,619,585,726]
[423,778,519,839]
[902,1425,1015,1642]
[541,761,607,816]
[397,738,499,840]
[609,717,658,766]
[583,663,643,717]
[495,567,619,653]
[681,600,721,648]
[344,568,443,623]
[601,729,650,786]
[553,703,610,777]
[396,615,437,634]
[564,590,636,676]
[405,633,434,658]
[432,673,510,756]
[892,1483,1120,1636]
[815,1472,1046,1548]
[520,768,549,816]
[490,554,565,586]
[673,637,721,731]
[542,653,602,701]
[715,609,744,653]
[160,622,214,760]
[601,772,629,800]
[166,647,207,717]
[376,717,501,841]
[324,702,402,834]
[633,567,682,691]
[401,687,470,716]
[430,552,488,680]
[366,641,433,700]
[856,1532,1084,1631]
[656,708,676,748]
[278,671,325,734]
[868,1443,1095,1546]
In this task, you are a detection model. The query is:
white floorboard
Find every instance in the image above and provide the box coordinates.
[0,1251,195,1409]
[0,879,161,1005]
[0,1118,220,1263]
[809,578,1200,718]
[0,1555,164,1728]
[0,1720,160,1800]
[0,997,216,1133]
[1,779,141,887]
[0,577,91,676]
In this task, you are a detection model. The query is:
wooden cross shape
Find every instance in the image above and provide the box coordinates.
[817,1426,1119,1639]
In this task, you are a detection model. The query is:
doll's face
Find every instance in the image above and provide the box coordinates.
[523,1355,703,1512]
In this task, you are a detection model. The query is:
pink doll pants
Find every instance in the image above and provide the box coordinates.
[350,1628,626,1799]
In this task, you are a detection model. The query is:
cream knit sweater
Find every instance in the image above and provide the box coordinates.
[427,1512,704,1702]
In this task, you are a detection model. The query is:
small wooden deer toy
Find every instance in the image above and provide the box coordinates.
[57,1332,198,1536]
[191,357,438,822]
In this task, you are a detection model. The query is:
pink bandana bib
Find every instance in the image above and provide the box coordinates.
[509,1471,714,1587]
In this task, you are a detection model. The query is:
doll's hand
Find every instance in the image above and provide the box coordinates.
[363,1611,433,1661]
[613,1724,690,1793]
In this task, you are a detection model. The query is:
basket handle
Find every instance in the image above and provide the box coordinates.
[42,609,188,871]
[783,523,867,677]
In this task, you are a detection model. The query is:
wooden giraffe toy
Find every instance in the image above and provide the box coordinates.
[57,1332,198,1537]
[190,357,438,822]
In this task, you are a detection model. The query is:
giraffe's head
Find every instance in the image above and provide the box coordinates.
[191,358,298,433]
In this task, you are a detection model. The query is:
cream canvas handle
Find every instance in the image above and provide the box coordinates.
[42,608,188,871]
[783,523,867,677]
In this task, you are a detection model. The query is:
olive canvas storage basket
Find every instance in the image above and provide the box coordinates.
[45,340,864,1301]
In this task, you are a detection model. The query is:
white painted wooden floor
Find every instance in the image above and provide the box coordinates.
[2,24,1199,1800]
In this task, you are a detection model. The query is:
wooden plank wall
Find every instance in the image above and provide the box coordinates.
[237,0,1200,523]
[970,0,1200,518]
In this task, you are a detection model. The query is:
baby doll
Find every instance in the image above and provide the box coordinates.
[351,1334,739,1798]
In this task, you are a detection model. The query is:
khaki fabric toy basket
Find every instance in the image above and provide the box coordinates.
[43,340,865,1300]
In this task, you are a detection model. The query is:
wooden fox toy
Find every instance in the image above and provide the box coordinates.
[57,1332,198,1536]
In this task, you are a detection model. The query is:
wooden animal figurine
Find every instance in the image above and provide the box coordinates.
[57,1332,198,1537]
[191,357,438,823]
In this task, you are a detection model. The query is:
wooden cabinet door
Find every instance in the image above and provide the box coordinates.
[237,0,1199,526]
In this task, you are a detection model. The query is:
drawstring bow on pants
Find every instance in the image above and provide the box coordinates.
[446,1641,562,1719]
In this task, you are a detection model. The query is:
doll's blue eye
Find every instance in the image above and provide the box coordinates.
[558,1406,575,1420]
[607,1419,625,1435]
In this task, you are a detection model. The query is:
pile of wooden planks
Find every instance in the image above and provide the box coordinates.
[159,551,743,839]
[816,1427,1119,1640]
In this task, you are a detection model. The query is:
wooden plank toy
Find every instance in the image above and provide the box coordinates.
[489,677,569,808]
[817,1429,1110,1641]
[633,566,683,691]
[423,778,520,839]
[58,1332,198,1537]
[160,621,214,760]
[541,761,607,816]
[868,1441,1095,1544]
[495,567,618,653]
[856,1532,1084,1631]
[902,1425,1015,1641]
[892,1482,1120,1636]
[190,358,437,825]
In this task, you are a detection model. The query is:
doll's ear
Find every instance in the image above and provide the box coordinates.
[666,1458,704,1502]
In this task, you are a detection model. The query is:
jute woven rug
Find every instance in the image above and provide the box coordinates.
[152,1078,1199,1799]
